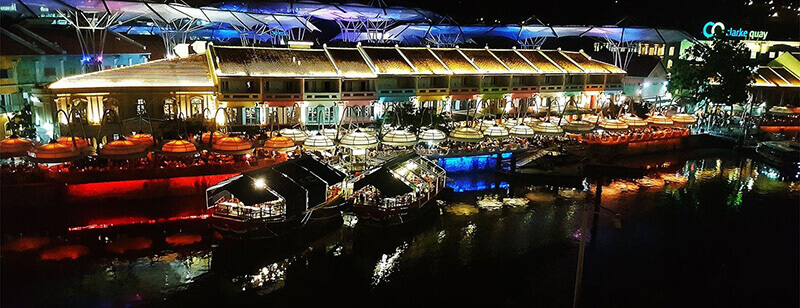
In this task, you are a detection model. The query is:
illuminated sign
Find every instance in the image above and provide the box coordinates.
[703,21,768,40]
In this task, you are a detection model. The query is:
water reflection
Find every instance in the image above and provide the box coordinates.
[239,259,290,295]
[371,242,407,286]
[2,154,798,306]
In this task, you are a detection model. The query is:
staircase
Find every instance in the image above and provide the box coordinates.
[515,148,551,168]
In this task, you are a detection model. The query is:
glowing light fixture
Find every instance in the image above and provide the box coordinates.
[381,129,418,147]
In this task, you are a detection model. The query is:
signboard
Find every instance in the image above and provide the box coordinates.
[702,21,768,40]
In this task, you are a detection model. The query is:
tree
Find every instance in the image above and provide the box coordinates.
[5,106,37,139]
[382,102,452,134]
[668,33,755,111]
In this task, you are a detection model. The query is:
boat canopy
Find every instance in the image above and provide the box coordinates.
[353,169,413,197]
[207,156,345,216]
[353,152,445,197]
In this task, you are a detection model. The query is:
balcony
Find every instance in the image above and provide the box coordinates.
[417,87,449,95]
[342,90,376,100]
[219,93,261,101]
[262,93,302,101]
[303,92,341,100]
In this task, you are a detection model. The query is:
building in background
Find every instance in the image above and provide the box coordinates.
[0,24,164,140]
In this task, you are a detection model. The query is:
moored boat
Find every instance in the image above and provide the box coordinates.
[350,153,448,226]
[207,155,349,240]
[756,140,800,170]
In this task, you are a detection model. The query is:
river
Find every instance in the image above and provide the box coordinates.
[1,150,798,307]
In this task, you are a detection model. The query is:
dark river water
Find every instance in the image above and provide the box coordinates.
[2,150,798,307]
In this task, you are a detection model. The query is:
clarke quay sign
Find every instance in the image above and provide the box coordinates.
[702,21,768,40]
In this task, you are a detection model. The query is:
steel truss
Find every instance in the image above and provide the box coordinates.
[232,16,310,47]
[157,18,206,58]
[336,18,394,43]
[604,38,637,71]
[518,36,547,49]
[57,10,121,72]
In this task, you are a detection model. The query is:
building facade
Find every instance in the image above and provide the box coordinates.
[46,44,627,135]
[0,25,160,139]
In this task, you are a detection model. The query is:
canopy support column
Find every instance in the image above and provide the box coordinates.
[158,18,204,58]
[57,10,121,72]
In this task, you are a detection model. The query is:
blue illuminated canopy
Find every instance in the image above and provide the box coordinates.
[209,1,441,22]
[331,23,695,45]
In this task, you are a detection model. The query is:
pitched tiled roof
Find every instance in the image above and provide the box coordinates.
[430,49,478,74]
[460,49,509,73]
[397,48,449,74]
[542,51,583,73]
[515,50,562,74]
[770,67,800,86]
[752,73,773,87]
[361,47,414,74]
[564,51,624,74]
[758,67,790,87]
[326,47,375,78]
[214,46,337,77]
[50,54,213,90]
[489,50,538,73]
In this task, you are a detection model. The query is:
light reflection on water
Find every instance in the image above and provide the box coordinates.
[2,154,798,306]
[238,259,290,295]
[371,242,408,286]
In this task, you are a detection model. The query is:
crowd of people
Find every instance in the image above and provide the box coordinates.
[577,127,691,144]
[213,195,286,220]
[0,143,285,183]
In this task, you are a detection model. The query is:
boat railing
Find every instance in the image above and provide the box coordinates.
[214,201,286,220]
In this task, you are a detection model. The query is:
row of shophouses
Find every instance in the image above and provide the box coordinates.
[43,44,627,136]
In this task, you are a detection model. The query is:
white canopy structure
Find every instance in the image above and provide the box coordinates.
[303,133,335,150]
[279,128,309,143]
[381,129,417,146]
[483,124,510,139]
[418,128,447,143]
[339,129,379,148]
[448,127,484,143]
[2,0,319,61]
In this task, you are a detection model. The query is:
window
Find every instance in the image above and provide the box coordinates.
[44,67,56,77]
[70,99,87,123]
[0,69,9,79]
[226,108,238,123]
[244,107,259,125]
[103,98,119,118]
[307,107,320,124]
[346,106,372,118]
[163,98,176,119]
[190,96,203,118]
[668,46,675,56]
[667,60,673,69]
[324,106,336,123]
[136,99,146,115]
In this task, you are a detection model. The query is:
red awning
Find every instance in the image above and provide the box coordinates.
[342,99,373,106]
[450,93,479,100]
[510,92,536,99]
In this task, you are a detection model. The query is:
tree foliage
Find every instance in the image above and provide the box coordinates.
[382,102,451,134]
[5,106,37,139]
[668,33,755,109]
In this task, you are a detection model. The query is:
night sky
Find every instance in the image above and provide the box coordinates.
[194,0,799,40]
